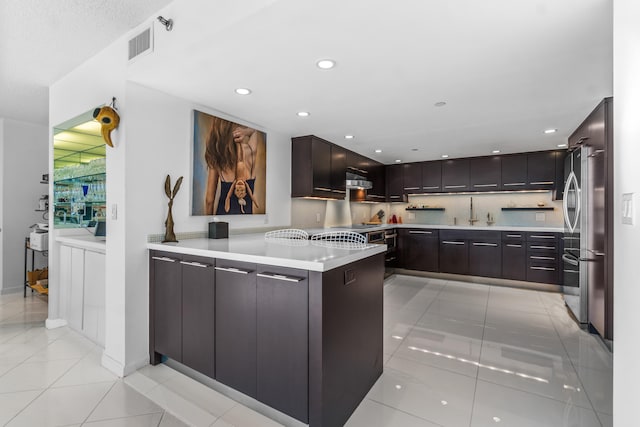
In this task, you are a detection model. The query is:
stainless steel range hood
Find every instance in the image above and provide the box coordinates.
[346,171,372,190]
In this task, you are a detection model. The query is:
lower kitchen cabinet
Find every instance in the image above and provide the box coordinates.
[181,256,215,378]
[398,229,439,272]
[468,232,501,278]
[151,251,183,362]
[526,232,560,284]
[59,244,106,346]
[501,232,526,281]
[439,231,468,275]
[257,266,309,422]
[215,259,258,398]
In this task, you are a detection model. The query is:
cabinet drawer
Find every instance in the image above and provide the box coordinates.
[501,231,524,242]
[526,261,559,284]
[527,243,558,254]
[525,232,558,242]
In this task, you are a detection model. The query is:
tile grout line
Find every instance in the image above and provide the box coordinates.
[79,379,118,425]
[364,398,446,427]
[467,283,492,427]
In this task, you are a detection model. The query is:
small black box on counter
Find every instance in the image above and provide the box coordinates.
[208,221,229,239]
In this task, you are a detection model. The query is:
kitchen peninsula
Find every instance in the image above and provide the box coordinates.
[147,234,386,427]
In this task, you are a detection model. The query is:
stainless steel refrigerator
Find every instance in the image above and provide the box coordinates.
[562,145,607,335]
[562,148,588,324]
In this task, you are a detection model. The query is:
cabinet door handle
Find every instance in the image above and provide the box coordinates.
[389,195,402,199]
[473,242,498,247]
[506,244,522,248]
[152,256,177,263]
[385,257,396,262]
[314,187,332,192]
[332,189,346,194]
[529,235,555,239]
[444,185,467,189]
[473,184,498,188]
[442,241,465,245]
[404,187,420,190]
[180,261,210,268]
[423,186,440,190]
[503,183,525,186]
[257,272,303,282]
[409,230,432,234]
[530,266,555,271]
[530,245,555,250]
[577,136,589,144]
[529,181,554,185]
[369,195,386,199]
[506,234,522,238]
[530,256,555,260]
[215,266,252,275]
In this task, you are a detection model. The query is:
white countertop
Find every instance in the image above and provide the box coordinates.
[56,235,106,253]
[147,234,387,272]
[305,224,563,234]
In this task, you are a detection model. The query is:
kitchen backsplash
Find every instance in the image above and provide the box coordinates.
[291,191,563,229]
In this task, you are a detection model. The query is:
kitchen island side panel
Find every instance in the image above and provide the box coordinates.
[308,253,385,427]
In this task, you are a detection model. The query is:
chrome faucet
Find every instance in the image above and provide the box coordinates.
[469,197,479,225]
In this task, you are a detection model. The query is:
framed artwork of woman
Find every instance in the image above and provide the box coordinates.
[191,110,266,215]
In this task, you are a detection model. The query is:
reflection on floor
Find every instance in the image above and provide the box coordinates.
[0,275,613,426]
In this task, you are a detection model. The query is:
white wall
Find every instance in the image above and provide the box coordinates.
[0,118,48,294]
[613,0,640,425]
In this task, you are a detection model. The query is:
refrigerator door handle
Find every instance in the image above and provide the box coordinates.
[563,170,580,233]
[562,253,580,266]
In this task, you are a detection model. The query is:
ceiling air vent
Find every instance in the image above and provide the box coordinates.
[128,27,153,61]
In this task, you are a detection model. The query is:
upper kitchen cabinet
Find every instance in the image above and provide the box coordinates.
[501,154,528,190]
[291,135,345,199]
[469,156,501,191]
[526,151,557,190]
[442,159,470,192]
[421,161,442,193]
[402,163,422,194]
[367,162,386,202]
[386,164,404,202]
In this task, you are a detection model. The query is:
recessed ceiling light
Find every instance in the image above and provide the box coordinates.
[297,111,310,117]
[345,135,354,140]
[492,150,501,154]
[441,400,448,406]
[375,149,382,153]
[557,143,568,148]
[235,88,251,95]
[441,154,449,158]
[434,101,447,107]
[544,128,557,134]
[493,416,502,423]
[395,159,402,163]
[316,59,336,69]
[411,148,419,152]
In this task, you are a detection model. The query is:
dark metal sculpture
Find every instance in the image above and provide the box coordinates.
[163,175,183,243]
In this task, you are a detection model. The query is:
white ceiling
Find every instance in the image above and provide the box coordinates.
[1,0,612,164]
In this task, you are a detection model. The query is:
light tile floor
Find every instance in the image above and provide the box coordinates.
[0,275,613,427]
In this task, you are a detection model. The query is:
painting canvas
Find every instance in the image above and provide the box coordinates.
[191,110,266,215]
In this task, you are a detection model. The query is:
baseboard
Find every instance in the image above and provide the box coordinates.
[0,286,22,295]
[45,318,68,329]
[102,352,149,378]
[392,269,562,292]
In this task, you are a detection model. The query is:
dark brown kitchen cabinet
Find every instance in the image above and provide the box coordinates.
[501,232,526,281]
[367,162,387,202]
[468,231,501,278]
[501,154,528,190]
[402,163,422,194]
[215,260,257,398]
[331,145,347,197]
[421,161,442,192]
[181,255,215,378]
[527,151,557,190]
[291,135,345,199]
[151,251,182,363]
[554,150,566,200]
[442,159,470,192]
[526,232,560,284]
[568,119,591,150]
[470,156,501,191]
[257,266,309,422]
[397,229,439,272]
[439,230,468,274]
[386,164,404,202]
